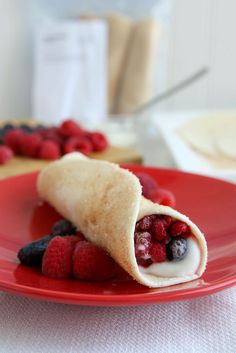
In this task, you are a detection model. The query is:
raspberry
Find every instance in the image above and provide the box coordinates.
[162,215,173,228]
[64,137,92,156]
[73,241,116,281]
[150,188,176,208]
[59,119,84,137]
[135,231,151,244]
[39,127,63,146]
[42,236,77,279]
[38,140,61,160]
[133,172,159,200]
[151,219,169,243]
[170,221,190,237]
[150,242,167,262]
[4,128,24,154]
[0,145,14,164]
[88,132,109,152]
[135,216,153,231]
[134,232,152,260]
[137,257,152,267]
[19,132,43,158]
[75,231,85,241]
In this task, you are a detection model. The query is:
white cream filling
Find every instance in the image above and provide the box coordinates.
[139,237,201,277]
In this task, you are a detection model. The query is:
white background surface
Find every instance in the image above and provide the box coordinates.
[0,0,236,118]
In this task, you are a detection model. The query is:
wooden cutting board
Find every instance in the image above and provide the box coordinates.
[0,119,142,179]
[0,146,142,180]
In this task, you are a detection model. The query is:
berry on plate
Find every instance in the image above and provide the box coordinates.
[73,241,116,281]
[18,234,53,266]
[42,236,78,279]
[133,171,159,200]
[150,188,176,208]
[52,219,77,236]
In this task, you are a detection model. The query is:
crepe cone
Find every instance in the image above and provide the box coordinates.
[37,153,207,288]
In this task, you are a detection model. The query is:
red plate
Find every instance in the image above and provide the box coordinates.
[0,166,235,306]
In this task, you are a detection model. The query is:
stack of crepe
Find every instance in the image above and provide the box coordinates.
[80,13,160,114]
[178,113,236,170]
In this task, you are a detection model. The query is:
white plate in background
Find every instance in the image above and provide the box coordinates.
[156,111,236,183]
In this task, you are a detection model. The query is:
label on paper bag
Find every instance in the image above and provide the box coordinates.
[32,20,107,125]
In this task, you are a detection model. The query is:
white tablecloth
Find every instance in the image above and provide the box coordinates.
[0,288,235,353]
[0,133,235,353]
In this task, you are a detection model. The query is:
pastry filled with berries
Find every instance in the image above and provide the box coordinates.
[19,152,207,287]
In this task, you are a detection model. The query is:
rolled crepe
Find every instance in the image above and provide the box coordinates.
[37,153,207,288]
[106,14,133,113]
[115,19,160,114]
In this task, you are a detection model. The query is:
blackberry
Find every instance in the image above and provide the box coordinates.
[52,219,77,236]
[167,237,187,261]
[18,234,53,266]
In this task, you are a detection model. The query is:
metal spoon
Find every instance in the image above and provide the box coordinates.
[133,67,209,115]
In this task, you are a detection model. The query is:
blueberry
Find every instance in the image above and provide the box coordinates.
[0,124,14,143]
[167,237,187,261]
[18,220,77,266]
[3,123,14,130]
[18,234,53,266]
[18,124,45,133]
[0,129,6,143]
[52,219,77,236]
[19,124,34,133]
[34,124,45,130]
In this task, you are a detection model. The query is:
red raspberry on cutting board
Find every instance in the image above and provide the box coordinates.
[0,145,14,164]
[63,137,92,156]
[4,128,24,154]
[38,140,61,160]
[58,119,85,137]
[19,132,43,158]
[73,241,116,281]
[88,132,109,152]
